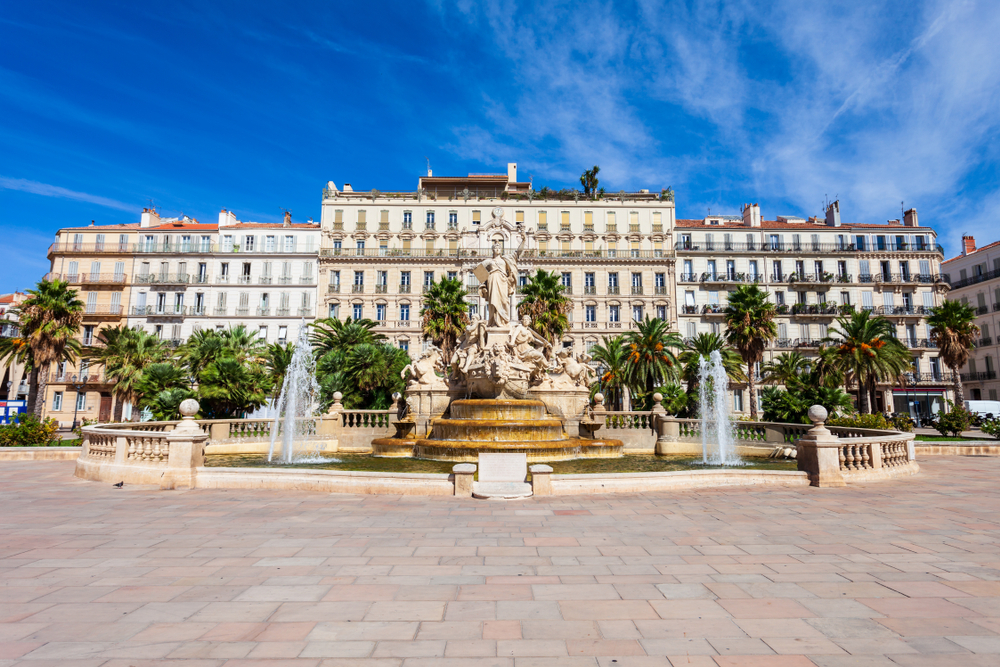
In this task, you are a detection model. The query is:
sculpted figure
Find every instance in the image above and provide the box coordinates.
[509,315,552,379]
[401,346,446,388]
[476,241,518,327]
[556,349,597,387]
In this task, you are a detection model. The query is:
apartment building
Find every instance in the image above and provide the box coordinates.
[0,292,29,401]
[319,163,677,353]
[941,235,1000,402]
[46,221,138,424]
[676,203,949,416]
[125,209,319,345]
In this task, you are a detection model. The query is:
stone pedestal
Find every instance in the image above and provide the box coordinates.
[531,384,590,436]
[163,399,209,489]
[530,464,553,495]
[453,463,475,497]
[795,406,846,488]
[406,387,464,438]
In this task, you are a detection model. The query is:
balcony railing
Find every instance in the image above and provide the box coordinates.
[961,371,997,382]
[702,272,749,284]
[237,276,252,284]
[790,303,839,317]
[49,373,108,384]
[48,273,127,285]
[902,372,956,384]
[947,267,1000,289]
[328,284,340,293]
[259,276,273,285]
[584,286,596,295]
[352,284,365,293]
[788,273,837,285]
[631,286,644,295]
[681,305,698,315]
[773,338,824,349]
[654,286,668,295]
[257,307,270,316]
[701,304,727,315]
[132,306,186,317]
[674,241,944,254]
[375,284,388,293]
[399,284,411,293]
[875,273,942,284]
[980,337,994,346]
[320,247,669,260]
[977,305,990,315]
[300,276,315,284]
[902,337,937,349]
[82,305,123,317]
[873,305,928,316]
[134,274,190,285]
[678,273,698,283]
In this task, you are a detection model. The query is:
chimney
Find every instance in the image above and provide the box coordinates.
[218,209,238,228]
[507,162,517,183]
[140,207,161,228]
[283,211,291,228]
[963,235,976,256]
[741,203,761,227]
[825,200,841,227]
[343,183,353,192]
[904,208,918,227]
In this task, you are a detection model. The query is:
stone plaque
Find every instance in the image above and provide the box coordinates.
[478,453,527,483]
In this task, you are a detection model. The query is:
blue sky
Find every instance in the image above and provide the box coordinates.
[2,0,999,293]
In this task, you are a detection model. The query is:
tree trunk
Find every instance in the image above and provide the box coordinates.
[858,374,870,414]
[748,368,758,420]
[113,395,124,423]
[31,366,48,419]
[26,366,40,416]
[953,366,965,407]
[868,379,878,415]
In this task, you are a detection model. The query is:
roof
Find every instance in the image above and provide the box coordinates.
[675,219,934,231]
[942,239,1000,264]
[146,224,218,231]
[58,223,141,231]
[226,222,320,230]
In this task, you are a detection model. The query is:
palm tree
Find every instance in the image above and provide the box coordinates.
[678,332,746,393]
[420,277,469,366]
[17,279,84,416]
[927,299,980,405]
[86,326,168,421]
[311,317,385,359]
[624,318,684,402]
[197,357,269,418]
[579,165,600,197]
[180,329,227,376]
[590,335,629,410]
[762,351,811,387]
[264,342,295,402]
[517,269,570,344]
[724,284,777,419]
[218,324,266,363]
[825,309,912,413]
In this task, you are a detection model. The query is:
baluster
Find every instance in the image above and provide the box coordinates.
[861,444,870,469]
[127,437,136,461]
[839,446,847,471]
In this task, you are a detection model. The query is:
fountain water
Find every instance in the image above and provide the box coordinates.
[698,350,742,466]
[268,324,321,463]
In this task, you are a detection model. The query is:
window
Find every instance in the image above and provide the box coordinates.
[76,392,86,411]
[400,304,410,321]
[686,322,697,338]
[278,325,288,343]
[353,304,363,320]
[424,271,434,287]
[328,303,340,318]
[426,211,435,229]
[244,235,255,252]
[775,291,785,306]
[265,235,276,252]
[403,211,412,228]
[561,272,572,289]
[586,305,596,322]
[376,304,386,321]
[400,271,411,287]
[197,263,207,283]
[632,305,643,322]
[333,240,342,252]
[356,240,365,251]
[657,305,667,320]
[398,339,409,351]
[609,305,620,322]
[631,273,643,289]
[354,270,364,286]
[448,212,458,228]
[472,210,481,225]
[733,390,743,412]
[83,325,95,346]
[841,291,850,306]
[52,391,63,411]
[448,271,458,281]
[258,325,267,340]
[608,273,619,289]
[585,272,595,290]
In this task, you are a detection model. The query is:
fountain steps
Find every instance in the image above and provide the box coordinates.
[371,437,623,463]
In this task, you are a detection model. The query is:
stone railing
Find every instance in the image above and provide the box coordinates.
[594,410,810,450]
[338,407,394,450]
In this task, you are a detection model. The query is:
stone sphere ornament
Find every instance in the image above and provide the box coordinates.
[808,405,828,425]
[652,392,663,403]
[179,398,199,418]
[594,393,605,405]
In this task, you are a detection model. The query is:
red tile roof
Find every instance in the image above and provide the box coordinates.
[226,223,320,230]
[942,239,1000,264]
[675,219,933,231]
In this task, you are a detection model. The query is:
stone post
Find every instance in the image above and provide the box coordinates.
[529,464,553,495]
[795,405,845,488]
[591,393,607,428]
[453,463,475,497]
[317,392,343,453]
[163,399,209,489]
[651,392,680,455]
[209,421,229,443]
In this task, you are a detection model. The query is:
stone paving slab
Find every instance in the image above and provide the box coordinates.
[0,458,998,665]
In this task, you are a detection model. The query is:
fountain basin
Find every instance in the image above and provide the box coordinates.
[430,418,565,442]
[371,437,623,462]
[448,399,547,420]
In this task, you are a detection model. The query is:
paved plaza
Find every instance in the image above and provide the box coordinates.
[0,459,999,666]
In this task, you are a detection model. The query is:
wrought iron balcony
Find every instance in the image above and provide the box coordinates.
[352,284,365,293]
[961,371,997,382]
[701,304,727,316]
[82,305,123,318]
[873,305,928,317]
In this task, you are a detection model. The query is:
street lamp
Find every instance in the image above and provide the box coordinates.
[70,375,89,431]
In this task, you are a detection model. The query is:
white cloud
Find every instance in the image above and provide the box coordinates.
[0,177,134,212]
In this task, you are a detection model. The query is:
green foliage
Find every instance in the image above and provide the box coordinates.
[0,413,61,446]
[761,382,854,424]
[724,284,777,419]
[888,413,915,432]
[265,342,295,401]
[148,388,200,421]
[197,357,270,419]
[657,383,688,415]
[87,325,169,420]
[927,300,980,405]
[678,333,745,392]
[313,319,410,410]
[936,406,973,437]
[579,165,600,196]
[420,278,469,366]
[980,417,1000,440]
[827,413,892,430]
[517,269,570,344]
[624,317,684,395]
[589,335,629,410]
[825,309,912,414]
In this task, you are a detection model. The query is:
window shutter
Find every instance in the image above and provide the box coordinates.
[883,293,894,308]
[862,291,873,309]
[919,260,930,276]
[924,292,934,308]
[90,261,100,275]
[859,260,870,276]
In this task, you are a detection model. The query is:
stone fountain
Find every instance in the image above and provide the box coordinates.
[371,222,623,462]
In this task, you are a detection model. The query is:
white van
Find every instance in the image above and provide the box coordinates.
[964,400,1000,417]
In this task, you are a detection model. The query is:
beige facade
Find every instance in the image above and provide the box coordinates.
[319,165,677,354]
[45,223,138,425]
[941,235,1000,402]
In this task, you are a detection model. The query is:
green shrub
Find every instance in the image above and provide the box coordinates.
[0,414,61,447]
[827,413,891,430]
[889,413,915,432]
[936,406,973,437]
[981,417,1000,440]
